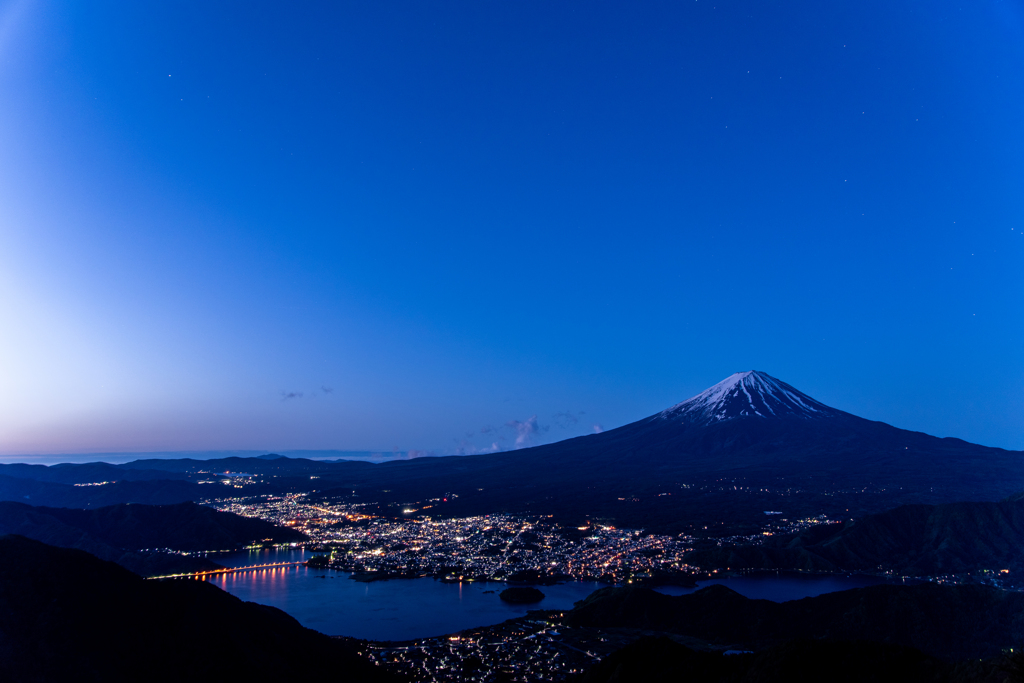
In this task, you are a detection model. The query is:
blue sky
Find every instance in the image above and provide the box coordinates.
[1,0,1022,458]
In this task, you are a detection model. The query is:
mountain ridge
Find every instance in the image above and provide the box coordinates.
[685,496,1024,575]
[564,582,1024,661]
[0,501,306,576]
[2,372,1021,533]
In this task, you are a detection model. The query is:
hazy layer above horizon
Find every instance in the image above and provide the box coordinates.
[0,450,421,466]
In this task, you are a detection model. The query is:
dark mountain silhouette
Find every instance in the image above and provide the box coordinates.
[575,636,999,683]
[0,461,191,484]
[0,535,397,683]
[0,502,216,576]
[0,501,305,576]
[11,372,1022,531]
[34,500,307,551]
[687,496,1024,575]
[0,473,210,508]
[294,371,1022,531]
[564,583,1024,661]
[0,456,368,508]
[116,454,368,475]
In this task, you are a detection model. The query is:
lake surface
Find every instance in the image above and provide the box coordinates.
[206,547,603,641]
[205,548,892,641]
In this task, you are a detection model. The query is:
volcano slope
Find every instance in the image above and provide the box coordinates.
[60,372,1022,535]
[303,372,1024,533]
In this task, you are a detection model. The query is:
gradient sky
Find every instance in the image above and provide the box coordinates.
[1,0,1022,459]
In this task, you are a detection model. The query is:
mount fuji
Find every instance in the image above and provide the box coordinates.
[658,371,842,424]
[313,370,1024,532]
[77,371,1023,534]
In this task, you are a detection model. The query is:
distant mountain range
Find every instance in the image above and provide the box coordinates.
[0,461,193,484]
[0,536,396,683]
[2,372,1021,534]
[5,450,416,466]
[0,474,210,508]
[0,501,305,577]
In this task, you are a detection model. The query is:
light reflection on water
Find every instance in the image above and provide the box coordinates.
[202,549,891,641]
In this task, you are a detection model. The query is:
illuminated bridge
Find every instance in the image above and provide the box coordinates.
[147,560,306,580]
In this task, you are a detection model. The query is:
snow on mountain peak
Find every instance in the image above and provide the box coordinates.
[660,371,838,424]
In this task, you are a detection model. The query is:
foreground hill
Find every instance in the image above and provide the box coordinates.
[576,637,1006,683]
[0,536,397,683]
[0,501,305,576]
[564,583,1024,661]
[687,497,1024,575]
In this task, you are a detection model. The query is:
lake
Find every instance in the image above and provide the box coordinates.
[205,548,892,641]
[206,547,603,641]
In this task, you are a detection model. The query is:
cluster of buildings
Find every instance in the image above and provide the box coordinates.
[709,513,838,547]
[203,492,846,585]
[358,612,636,683]
[206,493,698,583]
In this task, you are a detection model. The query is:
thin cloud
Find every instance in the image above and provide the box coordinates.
[592,424,604,434]
[552,410,585,428]
[455,414,552,455]
[505,415,548,448]
[280,391,303,401]
[321,385,334,394]
[452,439,502,455]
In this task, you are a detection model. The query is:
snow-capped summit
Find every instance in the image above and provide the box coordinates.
[660,371,840,425]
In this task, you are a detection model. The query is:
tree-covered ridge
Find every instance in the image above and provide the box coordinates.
[565,583,1024,661]
[0,501,305,576]
[687,496,1024,575]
